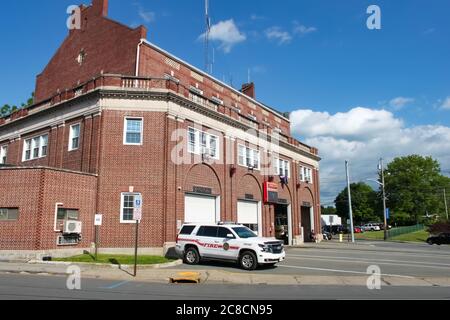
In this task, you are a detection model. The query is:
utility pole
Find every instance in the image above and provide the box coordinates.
[345,161,355,243]
[380,158,388,241]
[444,188,449,221]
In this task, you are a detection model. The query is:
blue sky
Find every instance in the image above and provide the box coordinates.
[1,0,449,204]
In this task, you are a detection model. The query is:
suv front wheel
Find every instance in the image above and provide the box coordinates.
[184,247,200,265]
[239,251,258,271]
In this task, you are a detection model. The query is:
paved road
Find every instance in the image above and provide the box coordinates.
[170,241,450,278]
[0,273,449,300]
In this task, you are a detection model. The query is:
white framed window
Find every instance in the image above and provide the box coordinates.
[23,134,48,161]
[300,166,313,184]
[124,118,143,145]
[274,158,290,178]
[69,124,81,151]
[238,144,260,170]
[0,145,7,164]
[187,127,219,160]
[120,193,142,224]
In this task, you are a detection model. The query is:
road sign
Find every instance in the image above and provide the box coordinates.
[94,214,103,226]
[133,208,142,221]
[133,195,143,221]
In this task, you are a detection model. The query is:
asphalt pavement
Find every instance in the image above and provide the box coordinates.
[0,273,449,300]
[170,240,450,278]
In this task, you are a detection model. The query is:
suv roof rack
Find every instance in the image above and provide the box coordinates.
[218,221,238,225]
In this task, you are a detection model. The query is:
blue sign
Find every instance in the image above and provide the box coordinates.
[385,208,390,220]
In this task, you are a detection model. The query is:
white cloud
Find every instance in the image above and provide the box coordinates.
[138,8,155,23]
[389,97,414,110]
[291,107,450,205]
[199,19,246,53]
[293,24,317,36]
[441,97,450,110]
[265,27,292,45]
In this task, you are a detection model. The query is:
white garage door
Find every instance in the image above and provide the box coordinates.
[237,200,258,225]
[185,194,217,224]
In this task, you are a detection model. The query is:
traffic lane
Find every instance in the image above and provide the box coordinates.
[285,247,450,266]
[1,274,450,300]
[170,247,450,277]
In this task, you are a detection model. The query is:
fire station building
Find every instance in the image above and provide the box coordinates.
[0,0,321,258]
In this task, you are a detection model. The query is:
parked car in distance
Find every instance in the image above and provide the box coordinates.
[175,223,286,270]
[354,226,364,234]
[427,233,450,245]
[363,223,381,231]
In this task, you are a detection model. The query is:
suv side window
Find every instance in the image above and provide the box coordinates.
[179,225,195,235]
[218,227,234,239]
[197,226,218,237]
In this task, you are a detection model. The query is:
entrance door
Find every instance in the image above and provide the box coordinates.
[185,194,217,224]
[237,200,260,235]
[301,206,312,242]
[274,204,289,245]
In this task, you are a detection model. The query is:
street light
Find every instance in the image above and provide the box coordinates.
[367,159,388,241]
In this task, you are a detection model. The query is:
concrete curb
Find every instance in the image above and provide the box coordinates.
[27,259,183,269]
[2,262,450,287]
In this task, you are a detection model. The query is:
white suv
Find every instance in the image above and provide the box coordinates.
[363,223,381,231]
[175,223,286,271]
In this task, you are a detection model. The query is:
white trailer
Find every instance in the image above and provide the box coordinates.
[321,215,342,227]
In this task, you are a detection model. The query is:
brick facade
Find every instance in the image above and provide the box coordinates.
[0,0,322,255]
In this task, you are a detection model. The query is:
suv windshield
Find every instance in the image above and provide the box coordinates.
[232,227,257,239]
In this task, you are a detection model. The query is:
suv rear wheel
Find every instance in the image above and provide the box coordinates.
[239,251,258,271]
[184,247,200,265]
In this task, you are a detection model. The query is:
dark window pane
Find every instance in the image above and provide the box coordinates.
[57,208,66,220]
[180,226,195,235]
[218,227,233,238]
[201,226,218,237]
[7,209,19,220]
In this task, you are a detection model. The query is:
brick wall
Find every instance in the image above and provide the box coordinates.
[0,168,97,250]
[34,1,146,103]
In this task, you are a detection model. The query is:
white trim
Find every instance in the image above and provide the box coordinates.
[274,158,291,178]
[299,166,313,184]
[120,192,142,224]
[123,117,144,146]
[140,39,291,123]
[68,123,81,151]
[22,133,49,162]
[237,144,261,170]
[187,126,220,160]
[0,145,7,164]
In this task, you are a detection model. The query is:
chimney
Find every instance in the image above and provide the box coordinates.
[92,0,108,17]
[241,83,255,99]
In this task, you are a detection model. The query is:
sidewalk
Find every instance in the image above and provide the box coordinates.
[1,261,449,288]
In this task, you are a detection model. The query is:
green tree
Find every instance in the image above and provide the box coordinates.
[382,155,448,225]
[1,92,34,117]
[321,206,337,216]
[335,182,379,224]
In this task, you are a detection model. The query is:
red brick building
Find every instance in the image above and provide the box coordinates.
[0,0,321,258]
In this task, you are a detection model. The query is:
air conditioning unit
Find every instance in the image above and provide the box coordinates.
[63,220,82,234]
[248,115,257,122]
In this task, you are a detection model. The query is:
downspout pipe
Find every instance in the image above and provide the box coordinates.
[135,39,145,77]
